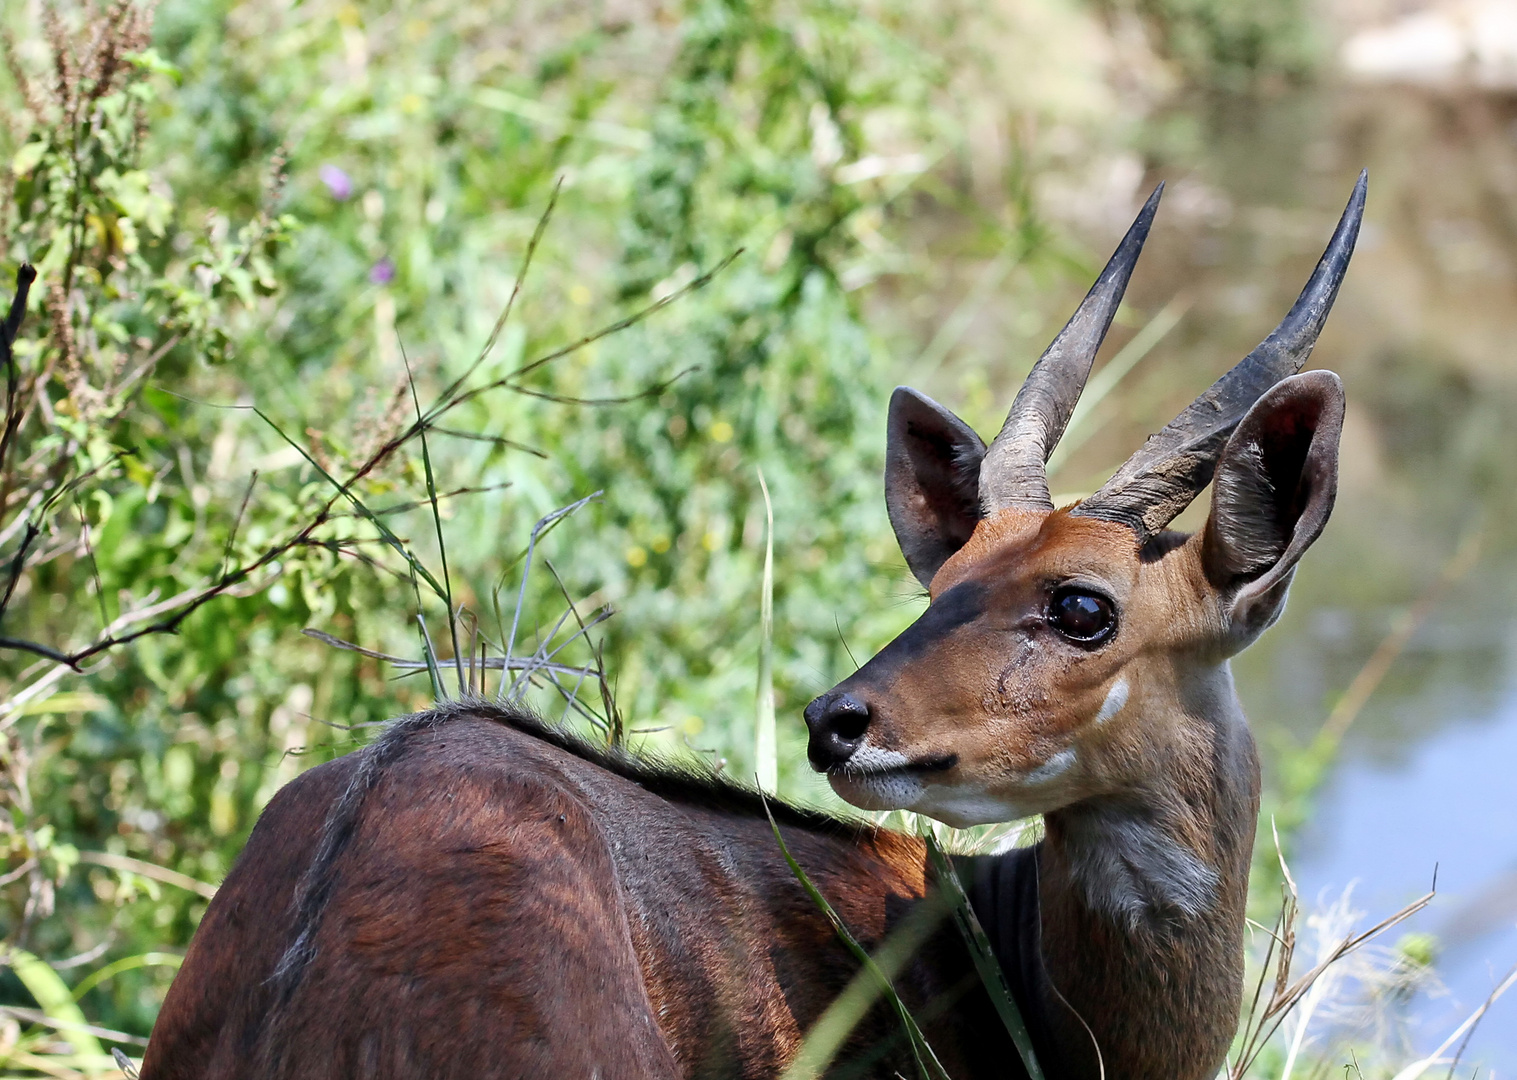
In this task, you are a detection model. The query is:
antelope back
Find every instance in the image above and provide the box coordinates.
[142,708,1015,1079]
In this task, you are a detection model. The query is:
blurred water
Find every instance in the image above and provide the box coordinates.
[1134,83,1517,1069]
[1296,684,1517,1067]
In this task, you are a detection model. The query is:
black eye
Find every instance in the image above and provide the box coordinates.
[1048,588,1116,645]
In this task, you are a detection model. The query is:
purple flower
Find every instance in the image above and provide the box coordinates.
[319,164,353,201]
[369,257,396,285]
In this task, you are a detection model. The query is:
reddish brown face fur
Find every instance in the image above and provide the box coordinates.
[806,369,1344,828]
[812,508,1223,826]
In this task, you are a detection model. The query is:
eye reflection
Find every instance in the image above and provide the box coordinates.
[1048,588,1117,645]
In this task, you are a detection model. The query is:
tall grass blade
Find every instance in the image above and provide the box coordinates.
[415,610,445,701]
[500,493,601,700]
[1389,961,1517,1080]
[75,851,216,899]
[1315,525,1483,753]
[780,892,952,1080]
[68,953,183,1003]
[761,794,951,1080]
[403,341,466,694]
[755,468,777,793]
[916,243,1024,372]
[923,834,1045,1080]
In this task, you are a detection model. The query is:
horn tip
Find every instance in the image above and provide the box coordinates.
[1112,182,1163,258]
[1329,171,1368,253]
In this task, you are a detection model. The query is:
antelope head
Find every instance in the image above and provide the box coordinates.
[806,174,1364,832]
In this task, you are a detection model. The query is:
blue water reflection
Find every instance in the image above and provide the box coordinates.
[1295,683,1517,1067]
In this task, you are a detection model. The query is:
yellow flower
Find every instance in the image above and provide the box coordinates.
[625,545,648,568]
[709,420,734,443]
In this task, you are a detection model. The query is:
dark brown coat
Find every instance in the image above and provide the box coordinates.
[142,704,1044,1080]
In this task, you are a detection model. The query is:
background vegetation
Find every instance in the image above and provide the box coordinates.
[0,0,1498,1074]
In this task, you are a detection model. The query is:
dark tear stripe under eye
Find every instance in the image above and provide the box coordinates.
[855,581,988,682]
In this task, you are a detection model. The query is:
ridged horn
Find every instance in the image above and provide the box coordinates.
[1070,169,1367,542]
[979,183,1163,514]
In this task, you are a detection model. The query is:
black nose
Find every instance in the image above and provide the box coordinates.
[803,691,871,770]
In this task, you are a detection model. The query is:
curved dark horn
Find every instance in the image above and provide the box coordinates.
[1071,169,1367,542]
[979,183,1163,514]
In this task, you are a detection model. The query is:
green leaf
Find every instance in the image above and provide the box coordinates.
[6,950,106,1062]
[10,141,46,178]
[126,48,182,83]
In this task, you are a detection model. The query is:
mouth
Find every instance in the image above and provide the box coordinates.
[829,752,957,781]
[826,752,957,812]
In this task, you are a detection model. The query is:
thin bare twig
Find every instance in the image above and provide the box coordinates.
[76,495,108,629]
[218,470,259,581]
[430,178,561,413]
[500,493,601,691]
[0,265,38,491]
[440,249,740,416]
[424,427,545,458]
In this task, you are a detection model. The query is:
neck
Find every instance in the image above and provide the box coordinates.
[971,668,1261,1080]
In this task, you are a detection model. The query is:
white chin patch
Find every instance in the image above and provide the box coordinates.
[846,745,911,772]
[913,747,1080,826]
[829,742,1082,828]
[910,787,1034,828]
[828,768,925,811]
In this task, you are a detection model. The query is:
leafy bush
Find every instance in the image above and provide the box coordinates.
[0,0,1057,1051]
[5,0,1440,1076]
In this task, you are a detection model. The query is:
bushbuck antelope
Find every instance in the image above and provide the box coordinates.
[141,172,1365,1080]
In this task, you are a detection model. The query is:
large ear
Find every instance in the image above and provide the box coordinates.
[885,387,986,587]
[1202,370,1345,650]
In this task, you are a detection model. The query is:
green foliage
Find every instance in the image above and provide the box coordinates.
[0,7,314,1055]
[0,0,1037,1055]
[0,0,1366,1074]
